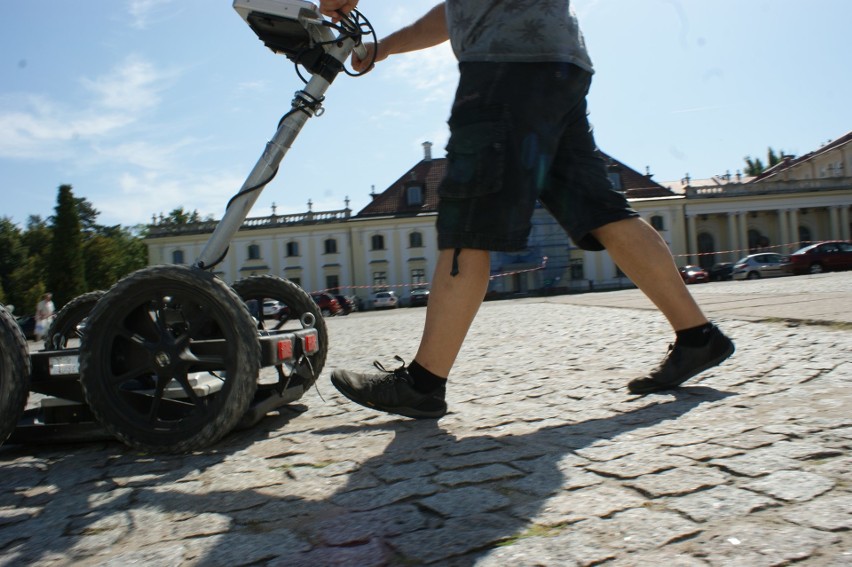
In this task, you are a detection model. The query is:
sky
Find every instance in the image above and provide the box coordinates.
[1,0,850,229]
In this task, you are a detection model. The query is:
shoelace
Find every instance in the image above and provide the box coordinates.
[372,356,412,381]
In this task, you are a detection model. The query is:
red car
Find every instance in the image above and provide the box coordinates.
[788,241,852,275]
[310,293,342,316]
[679,265,709,284]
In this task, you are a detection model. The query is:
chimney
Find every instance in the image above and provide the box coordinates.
[422,141,433,162]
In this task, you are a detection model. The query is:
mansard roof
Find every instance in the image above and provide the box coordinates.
[355,149,674,218]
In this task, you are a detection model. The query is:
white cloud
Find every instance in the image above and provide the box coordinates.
[0,56,175,160]
[384,43,458,102]
[128,0,176,30]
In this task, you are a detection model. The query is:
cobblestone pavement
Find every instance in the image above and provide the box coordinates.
[1,274,850,566]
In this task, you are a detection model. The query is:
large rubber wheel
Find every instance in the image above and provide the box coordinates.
[231,275,328,390]
[0,305,29,445]
[809,263,824,274]
[79,266,260,453]
[44,290,105,350]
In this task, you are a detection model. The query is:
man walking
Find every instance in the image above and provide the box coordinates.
[320,0,734,418]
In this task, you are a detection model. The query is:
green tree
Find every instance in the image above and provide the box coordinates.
[0,218,25,304]
[744,147,790,176]
[46,185,86,308]
[9,256,45,315]
[161,207,203,225]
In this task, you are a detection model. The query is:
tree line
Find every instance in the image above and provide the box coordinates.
[0,184,200,316]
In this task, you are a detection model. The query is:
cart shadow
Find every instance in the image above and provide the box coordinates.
[0,387,733,565]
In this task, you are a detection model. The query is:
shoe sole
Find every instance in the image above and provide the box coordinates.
[330,374,447,419]
[629,339,735,395]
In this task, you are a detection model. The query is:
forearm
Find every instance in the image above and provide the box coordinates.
[381,3,448,56]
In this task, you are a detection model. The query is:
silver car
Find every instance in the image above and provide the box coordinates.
[732,253,791,280]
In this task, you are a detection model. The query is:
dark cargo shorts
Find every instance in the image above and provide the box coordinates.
[437,62,638,252]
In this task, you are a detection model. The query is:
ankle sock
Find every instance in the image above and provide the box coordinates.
[676,322,715,348]
[408,361,447,395]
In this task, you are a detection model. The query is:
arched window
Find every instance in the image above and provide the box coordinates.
[172,250,185,264]
[286,242,300,257]
[371,234,385,251]
[409,231,423,248]
[324,238,338,254]
[248,244,261,260]
[650,215,665,231]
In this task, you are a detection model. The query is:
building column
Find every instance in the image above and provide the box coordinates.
[788,208,800,250]
[686,214,698,264]
[829,206,841,240]
[726,213,739,261]
[841,206,851,241]
[737,212,748,254]
[778,209,789,254]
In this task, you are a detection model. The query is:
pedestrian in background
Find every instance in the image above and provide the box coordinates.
[34,292,55,341]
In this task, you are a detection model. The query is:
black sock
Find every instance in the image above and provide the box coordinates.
[408,360,447,394]
[676,323,715,348]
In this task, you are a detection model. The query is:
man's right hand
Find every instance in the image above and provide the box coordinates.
[352,41,388,74]
[318,0,358,21]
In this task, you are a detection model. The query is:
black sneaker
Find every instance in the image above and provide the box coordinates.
[628,326,735,395]
[330,357,447,419]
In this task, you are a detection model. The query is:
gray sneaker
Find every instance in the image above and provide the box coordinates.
[330,357,447,419]
[628,326,735,394]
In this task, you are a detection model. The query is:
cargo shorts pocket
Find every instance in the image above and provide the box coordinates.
[439,107,508,199]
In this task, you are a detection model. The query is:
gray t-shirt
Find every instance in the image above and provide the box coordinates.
[445,0,593,72]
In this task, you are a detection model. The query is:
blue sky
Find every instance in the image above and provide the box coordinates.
[1,0,850,228]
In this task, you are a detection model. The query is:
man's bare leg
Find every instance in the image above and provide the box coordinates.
[413,248,491,377]
[591,217,708,331]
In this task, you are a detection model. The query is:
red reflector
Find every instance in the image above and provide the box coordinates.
[303,332,318,354]
[277,339,293,361]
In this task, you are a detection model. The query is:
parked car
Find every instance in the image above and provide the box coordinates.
[262,299,289,320]
[371,291,398,309]
[334,294,356,315]
[708,262,734,281]
[732,253,791,280]
[678,265,709,284]
[15,314,37,340]
[310,293,342,316]
[788,241,852,275]
[409,288,430,307]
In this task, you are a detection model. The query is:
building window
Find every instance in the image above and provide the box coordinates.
[650,215,665,231]
[372,271,388,290]
[608,172,623,191]
[172,250,185,264]
[409,231,423,248]
[248,244,261,260]
[289,277,301,287]
[411,268,426,286]
[324,238,338,254]
[407,185,423,206]
[326,274,340,294]
[286,242,300,257]
[371,234,385,250]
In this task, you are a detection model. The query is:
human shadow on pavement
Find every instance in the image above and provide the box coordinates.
[0,387,733,565]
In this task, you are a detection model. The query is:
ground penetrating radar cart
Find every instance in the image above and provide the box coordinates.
[0,0,375,453]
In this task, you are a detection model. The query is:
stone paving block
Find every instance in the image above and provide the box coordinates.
[531,484,646,526]
[435,463,524,487]
[689,522,841,566]
[663,484,777,523]
[330,476,439,511]
[625,466,729,498]
[744,469,835,502]
[419,486,510,517]
[390,513,520,564]
[782,494,852,532]
[280,539,388,567]
[584,452,694,479]
[708,451,802,477]
[576,508,702,553]
[182,530,311,565]
[309,504,430,546]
